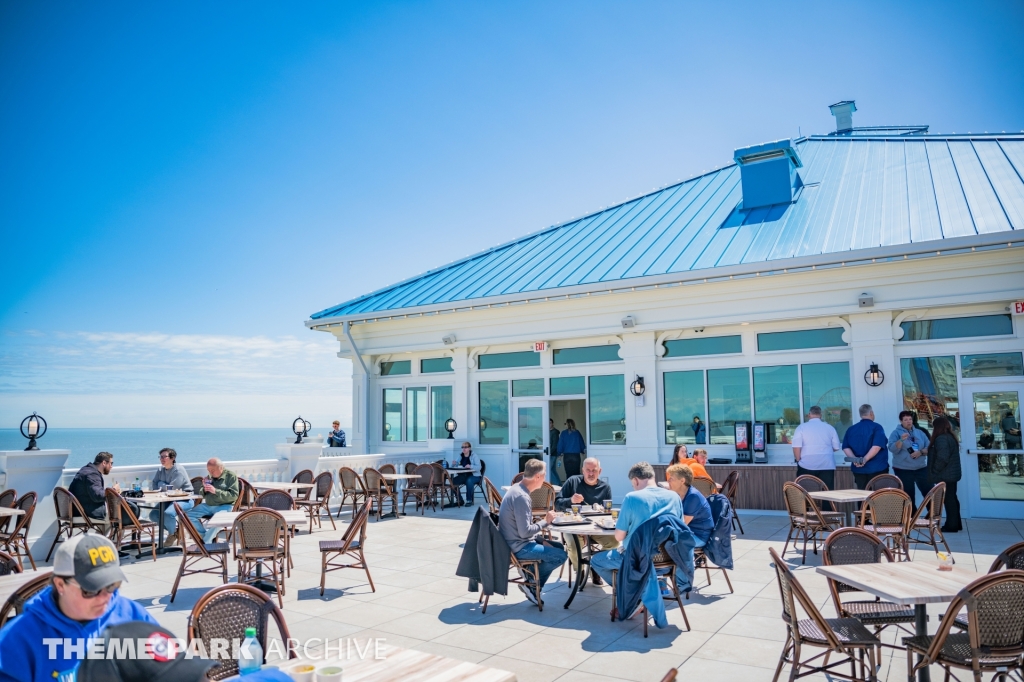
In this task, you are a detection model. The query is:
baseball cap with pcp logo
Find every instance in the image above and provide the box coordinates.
[53,532,128,593]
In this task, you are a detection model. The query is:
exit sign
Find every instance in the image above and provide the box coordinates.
[1014,301,1024,315]
[533,342,548,352]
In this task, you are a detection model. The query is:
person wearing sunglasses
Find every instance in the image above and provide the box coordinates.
[0,532,156,682]
[451,442,482,506]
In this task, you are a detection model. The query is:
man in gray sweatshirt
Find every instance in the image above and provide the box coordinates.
[149,447,195,541]
[498,458,567,605]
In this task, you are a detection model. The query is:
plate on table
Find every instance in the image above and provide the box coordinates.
[593,518,617,530]
[580,507,611,516]
[552,514,590,526]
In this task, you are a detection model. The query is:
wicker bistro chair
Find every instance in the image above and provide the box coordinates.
[401,464,436,515]
[232,508,288,607]
[721,470,744,535]
[191,477,206,495]
[484,477,504,515]
[904,570,1024,682]
[404,462,418,476]
[0,569,50,628]
[254,489,294,511]
[335,467,368,520]
[187,583,296,681]
[823,528,916,650]
[906,482,953,560]
[477,512,544,613]
[652,464,669,483]
[170,503,229,602]
[692,545,734,598]
[511,472,525,485]
[951,541,1024,633]
[106,489,159,561]
[363,468,398,521]
[291,469,314,502]
[858,489,912,561]
[378,463,397,477]
[233,478,257,512]
[296,471,336,531]
[530,482,556,522]
[782,482,836,564]
[0,489,16,535]
[865,474,903,492]
[611,542,691,637]
[691,476,717,497]
[46,486,104,561]
[794,474,845,524]
[0,549,20,576]
[768,546,881,682]
[0,492,37,570]
[319,501,374,595]
[430,465,458,509]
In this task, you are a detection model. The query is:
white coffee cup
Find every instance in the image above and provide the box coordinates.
[315,665,343,682]
[285,661,316,682]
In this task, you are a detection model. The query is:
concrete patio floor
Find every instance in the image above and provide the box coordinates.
[104,504,1024,682]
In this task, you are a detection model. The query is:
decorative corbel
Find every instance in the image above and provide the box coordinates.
[655,330,684,357]
[373,354,392,376]
[467,347,489,369]
[824,317,852,345]
[892,310,928,341]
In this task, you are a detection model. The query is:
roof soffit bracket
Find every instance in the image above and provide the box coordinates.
[892,310,929,341]
[824,317,852,344]
[468,347,489,369]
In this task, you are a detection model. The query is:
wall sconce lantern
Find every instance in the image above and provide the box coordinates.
[629,376,645,397]
[665,419,673,428]
[479,418,487,431]
[444,418,457,439]
[21,412,47,451]
[292,416,311,444]
[864,363,884,387]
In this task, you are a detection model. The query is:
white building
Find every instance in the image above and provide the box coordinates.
[308,103,1024,519]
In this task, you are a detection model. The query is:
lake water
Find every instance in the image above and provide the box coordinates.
[0,428,302,469]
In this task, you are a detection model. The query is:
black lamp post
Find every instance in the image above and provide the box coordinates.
[21,413,47,451]
[444,418,457,439]
[864,363,884,387]
[292,416,310,444]
[629,376,645,397]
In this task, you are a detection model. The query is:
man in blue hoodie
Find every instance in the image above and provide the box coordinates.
[0,532,156,682]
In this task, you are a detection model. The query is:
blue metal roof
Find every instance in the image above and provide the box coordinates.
[312,133,1024,320]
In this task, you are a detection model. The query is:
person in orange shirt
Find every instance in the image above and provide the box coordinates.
[686,448,712,481]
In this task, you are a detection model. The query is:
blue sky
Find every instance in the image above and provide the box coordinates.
[2,1,1022,428]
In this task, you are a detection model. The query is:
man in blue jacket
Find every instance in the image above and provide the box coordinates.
[0,532,157,682]
[842,403,890,489]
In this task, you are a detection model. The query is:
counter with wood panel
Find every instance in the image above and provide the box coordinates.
[705,463,854,511]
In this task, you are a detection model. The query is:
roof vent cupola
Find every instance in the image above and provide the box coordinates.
[733,139,802,210]
[829,100,857,132]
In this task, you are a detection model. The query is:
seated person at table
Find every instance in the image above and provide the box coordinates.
[590,461,682,626]
[665,464,714,547]
[69,451,136,527]
[0,533,157,682]
[498,459,567,605]
[149,448,194,545]
[556,457,617,583]
[328,420,347,447]
[452,442,482,506]
[185,458,239,542]
[685,449,711,481]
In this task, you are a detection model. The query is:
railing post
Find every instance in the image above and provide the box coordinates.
[275,442,326,481]
[0,449,70,562]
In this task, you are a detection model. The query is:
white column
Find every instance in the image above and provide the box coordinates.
[0,449,70,561]
[452,347,470,442]
[621,331,660,463]
[345,349,370,455]
[847,312,900,434]
[274,443,326,479]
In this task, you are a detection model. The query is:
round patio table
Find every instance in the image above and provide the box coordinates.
[554,518,617,609]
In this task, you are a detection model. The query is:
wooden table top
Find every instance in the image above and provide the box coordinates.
[381,473,420,480]
[552,519,618,535]
[134,493,200,505]
[815,562,984,605]
[250,481,315,491]
[205,509,308,529]
[807,489,871,503]
[0,570,52,607]
[305,646,516,681]
[0,507,25,517]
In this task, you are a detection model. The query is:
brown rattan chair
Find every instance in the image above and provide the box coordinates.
[477,513,543,613]
[0,489,16,535]
[296,471,335,531]
[232,478,257,512]
[191,477,207,495]
[404,462,418,476]
[782,482,836,564]
[769,546,881,682]
[865,473,903,491]
[319,500,374,595]
[721,470,744,534]
[511,472,525,485]
[952,540,1024,633]
[484,477,503,515]
[0,492,37,570]
[823,528,915,650]
[530,482,556,522]
[692,545,734,598]
[106,489,159,561]
[611,542,691,637]
[46,486,103,561]
[401,464,436,515]
[659,670,678,682]
[0,569,50,628]
[691,476,717,497]
[254,489,294,511]
[335,467,367,520]
[187,583,295,680]
[858,489,912,561]
[378,463,397,477]
[793,474,844,524]
[291,469,314,502]
[232,508,288,607]
[430,464,458,509]
[903,570,1024,682]
[363,467,398,521]
[906,482,953,560]
[652,464,668,483]
[0,549,20,576]
[170,502,229,602]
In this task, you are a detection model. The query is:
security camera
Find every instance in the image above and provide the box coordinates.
[442,334,456,345]
[858,294,874,308]
[621,315,636,329]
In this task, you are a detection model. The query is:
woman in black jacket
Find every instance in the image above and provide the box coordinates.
[928,416,962,532]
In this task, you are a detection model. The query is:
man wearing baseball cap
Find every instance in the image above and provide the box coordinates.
[0,532,156,682]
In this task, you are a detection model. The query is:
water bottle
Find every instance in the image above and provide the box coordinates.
[134,477,140,492]
[238,627,262,675]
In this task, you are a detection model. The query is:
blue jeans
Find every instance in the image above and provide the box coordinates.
[591,549,668,627]
[514,540,567,589]
[452,474,481,503]
[149,498,194,534]
[186,502,233,542]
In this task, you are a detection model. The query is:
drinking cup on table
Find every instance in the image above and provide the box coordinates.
[315,665,343,682]
[571,504,580,515]
[603,500,613,512]
[937,552,953,571]
[285,662,316,682]
[610,509,619,521]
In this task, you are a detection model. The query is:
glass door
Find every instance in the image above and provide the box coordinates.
[965,382,1024,518]
[512,401,548,475]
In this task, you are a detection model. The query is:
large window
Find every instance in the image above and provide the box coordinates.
[380,360,411,376]
[757,328,847,352]
[664,336,742,357]
[900,314,1013,341]
[961,353,1024,378]
[430,386,453,438]
[478,351,540,369]
[406,387,427,441]
[479,381,509,444]
[512,379,544,397]
[753,365,800,444]
[421,357,453,373]
[383,388,403,441]
[664,371,706,444]
[801,362,853,438]
[900,356,959,431]
[589,375,625,444]
[553,345,621,365]
[707,368,751,444]
[550,376,585,395]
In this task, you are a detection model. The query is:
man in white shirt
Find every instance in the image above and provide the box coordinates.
[791,405,842,494]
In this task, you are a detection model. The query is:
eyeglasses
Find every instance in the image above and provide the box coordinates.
[158,455,171,460]
[66,579,122,599]
[461,446,471,449]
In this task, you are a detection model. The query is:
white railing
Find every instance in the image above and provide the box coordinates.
[60,459,287,491]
